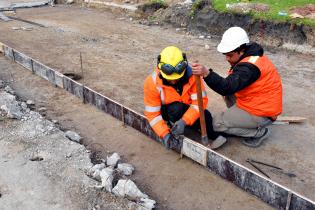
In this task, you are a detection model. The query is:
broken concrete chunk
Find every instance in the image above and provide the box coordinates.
[100,167,114,192]
[4,86,15,95]
[138,198,156,210]
[21,102,28,110]
[26,100,35,105]
[106,152,120,167]
[112,179,148,201]
[65,130,82,143]
[117,163,134,176]
[1,103,23,119]
[87,163,106,181]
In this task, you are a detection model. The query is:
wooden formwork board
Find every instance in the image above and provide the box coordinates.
[3,43,315,210]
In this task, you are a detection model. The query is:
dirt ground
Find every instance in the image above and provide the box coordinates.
[0,3,315,209]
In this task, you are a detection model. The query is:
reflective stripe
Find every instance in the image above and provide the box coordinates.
[157,86,165,105]
[190,105,199,111]
[248,56,259,64]
[151,71,157,84]
[145,105,161,112]
[190,91,207,100]
[149,115,163,127]
[151,71,165,104]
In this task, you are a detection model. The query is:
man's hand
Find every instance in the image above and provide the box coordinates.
[191,63,210,77]
[171,119,186,136]
[162,133,172,149]
[162,133,182,150]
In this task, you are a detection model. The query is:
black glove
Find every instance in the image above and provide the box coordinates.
[162,133,172,149]
[171,119,186,136]
[162,133,182,150]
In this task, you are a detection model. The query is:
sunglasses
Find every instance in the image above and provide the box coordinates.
[160,61,188,75]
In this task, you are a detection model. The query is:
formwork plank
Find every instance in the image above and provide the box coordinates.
[290,194,315,210]
[83,86,96,105]
[32,60,49,80]
[12,50,32,71]
[54,71,64,88]
[3,45,14,60]
[123,107,159,141]
[207,152,288,209]
[63,76,83,100]
[46,68,56,84]
[96,93,122,121]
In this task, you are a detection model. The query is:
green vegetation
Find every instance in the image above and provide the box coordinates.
[148,0,167,7]
[212,0,315,26]
[190,0,209,17]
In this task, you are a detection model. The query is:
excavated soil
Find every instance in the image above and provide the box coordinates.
[0,3,314,209]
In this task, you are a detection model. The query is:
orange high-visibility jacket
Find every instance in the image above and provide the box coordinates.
[231,55,282,117]
[144,67,208,138]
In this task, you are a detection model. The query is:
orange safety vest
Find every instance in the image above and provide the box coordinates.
[229,55,282,117]
[144,68,208,138]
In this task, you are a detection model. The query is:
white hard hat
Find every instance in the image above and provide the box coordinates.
[217,27,249,53]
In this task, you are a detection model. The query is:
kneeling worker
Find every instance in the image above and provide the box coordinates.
[192,27,283,147]
[144,46,226,149]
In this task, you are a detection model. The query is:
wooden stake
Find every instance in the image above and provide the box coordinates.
[194,75,208,146]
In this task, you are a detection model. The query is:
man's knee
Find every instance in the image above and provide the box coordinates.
[162,102,188,122]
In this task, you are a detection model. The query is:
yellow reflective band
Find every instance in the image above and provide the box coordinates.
[145,105,161,112]
[149,115,163,127]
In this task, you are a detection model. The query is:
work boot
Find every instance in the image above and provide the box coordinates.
[210,135,227,150]
[242,127,271,148]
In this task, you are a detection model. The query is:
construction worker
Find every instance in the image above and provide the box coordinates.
[192,27,282,147]
[144,46,226,149]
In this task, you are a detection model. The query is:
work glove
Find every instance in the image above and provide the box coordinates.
[162,133,172,149]
[171,119,186,136]
[162,133,182,150]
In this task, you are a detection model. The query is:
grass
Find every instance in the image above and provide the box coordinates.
[212,0,315,27]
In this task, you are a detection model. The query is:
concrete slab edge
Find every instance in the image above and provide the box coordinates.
[1,43,314,210]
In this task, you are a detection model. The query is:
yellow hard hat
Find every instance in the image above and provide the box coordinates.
[158,46,187,80]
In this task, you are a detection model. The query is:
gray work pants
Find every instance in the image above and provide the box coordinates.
[213,95,272,138]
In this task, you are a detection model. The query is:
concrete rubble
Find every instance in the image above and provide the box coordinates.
[106,152,121,167]
[117,163,135,176]
[86,151,156,209]
[65,130,82,143]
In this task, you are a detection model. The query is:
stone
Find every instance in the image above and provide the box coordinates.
[65,130,82,143]
[21,102,27,110]
[205,44,210,50]
[106,153,120,167]
[112,179,148,201]
[26,100,35,105]
[138,198,156,210]
[4,86,15,95]
[100,167,114,192]
[117,163,134,176]
[87,163,106,181]
[1,103,23,119]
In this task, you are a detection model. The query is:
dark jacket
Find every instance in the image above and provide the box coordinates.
[204,43,263,96]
